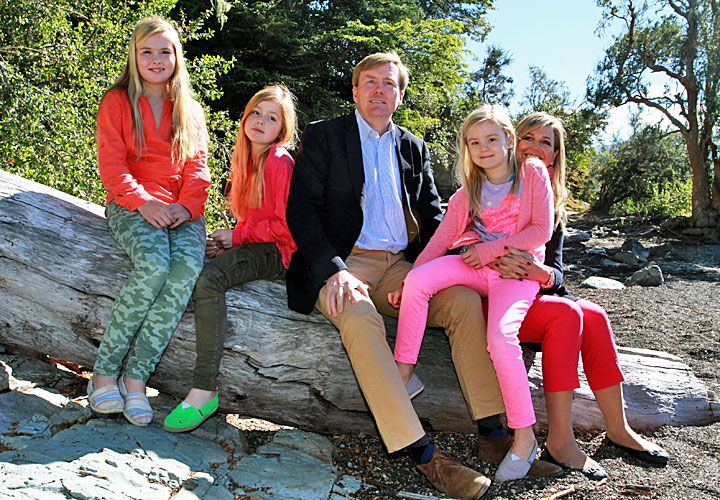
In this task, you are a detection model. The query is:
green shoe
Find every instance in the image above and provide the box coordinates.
[163,394,219,433]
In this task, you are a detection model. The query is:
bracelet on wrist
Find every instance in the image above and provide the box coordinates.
[540,271,555,290]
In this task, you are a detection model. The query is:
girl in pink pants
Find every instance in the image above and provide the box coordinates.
[388,104,553,481]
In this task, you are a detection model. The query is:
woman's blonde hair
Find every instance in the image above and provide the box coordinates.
[228,84,298,219]
[515,111,568,230]
[113,16,201,163]
[456,103,519,217]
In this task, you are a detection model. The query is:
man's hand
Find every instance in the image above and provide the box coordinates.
[138,200,174,229]
[325,269,369,317]
[166,203,191,228]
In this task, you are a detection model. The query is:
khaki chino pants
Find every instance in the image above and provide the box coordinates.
[315,248,504,452]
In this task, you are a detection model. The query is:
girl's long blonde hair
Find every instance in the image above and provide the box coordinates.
[113,16,201,163]
[456,104,519,217]
[515,112,568,230]
[228,84,298,220]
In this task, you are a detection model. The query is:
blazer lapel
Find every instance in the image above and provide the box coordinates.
[344,113,364,202]
[394,126,418,180]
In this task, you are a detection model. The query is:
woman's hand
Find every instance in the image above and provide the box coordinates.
[387,288,403,309]
[138,200,174,228]
[166,203,191,228]
[488,246,550,283]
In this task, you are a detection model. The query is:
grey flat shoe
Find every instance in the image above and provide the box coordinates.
[406,372,425,399]
[495,441,538,482]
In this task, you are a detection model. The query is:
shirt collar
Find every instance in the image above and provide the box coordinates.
[355,109,395,142]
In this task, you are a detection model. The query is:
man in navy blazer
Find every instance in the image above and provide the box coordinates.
[286,52,502,499]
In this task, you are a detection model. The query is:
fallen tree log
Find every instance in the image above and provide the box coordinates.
[1,169,717,434]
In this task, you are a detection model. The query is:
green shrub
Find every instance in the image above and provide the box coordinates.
[610,178,692,219]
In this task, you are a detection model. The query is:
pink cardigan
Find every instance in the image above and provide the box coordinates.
[414,158,553,268]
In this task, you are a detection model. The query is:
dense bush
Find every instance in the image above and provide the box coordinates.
[591,122,691,218]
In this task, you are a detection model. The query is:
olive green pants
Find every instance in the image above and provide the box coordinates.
[191,242,285,390]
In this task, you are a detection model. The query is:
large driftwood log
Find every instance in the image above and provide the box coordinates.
[1,169,718,434]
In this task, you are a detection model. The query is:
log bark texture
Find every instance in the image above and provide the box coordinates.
[1,169,718,434]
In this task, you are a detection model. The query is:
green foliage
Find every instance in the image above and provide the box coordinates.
[0,0,234,229]
[611,178,692,218]
[467,45,514,107]
[174,0,497,198]
[590,0,720,225]
[591,120,691,217]
[517,66,607,204]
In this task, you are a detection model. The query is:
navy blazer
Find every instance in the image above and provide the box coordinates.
[286,112,443,314]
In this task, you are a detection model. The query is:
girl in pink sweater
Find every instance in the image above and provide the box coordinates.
[388,104,553,481]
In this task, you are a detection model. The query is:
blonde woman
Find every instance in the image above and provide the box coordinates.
[488,112,670,477]
[164,84,298,432]
[90,16,210,426]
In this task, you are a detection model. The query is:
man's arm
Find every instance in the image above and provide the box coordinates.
[286,122,349,285]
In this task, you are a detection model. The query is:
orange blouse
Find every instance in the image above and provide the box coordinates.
[96,87,210,220]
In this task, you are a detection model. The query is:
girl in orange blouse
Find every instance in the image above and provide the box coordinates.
[89,17,210,426]
[164,84,298,432]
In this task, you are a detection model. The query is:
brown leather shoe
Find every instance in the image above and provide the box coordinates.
[416,448,491,500]
[477,434,513,464]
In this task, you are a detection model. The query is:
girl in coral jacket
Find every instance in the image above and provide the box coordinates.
[388,104,553,481]
[89,17,210,427]
[163,84,298,432]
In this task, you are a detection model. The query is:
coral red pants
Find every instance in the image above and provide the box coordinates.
[485,295,625,392]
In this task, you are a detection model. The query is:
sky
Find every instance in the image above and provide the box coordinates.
[466,1,634,140]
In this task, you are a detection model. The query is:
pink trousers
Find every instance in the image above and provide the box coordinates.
[396,255,539,428]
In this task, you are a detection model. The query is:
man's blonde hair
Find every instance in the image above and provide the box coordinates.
[352,52,409,91]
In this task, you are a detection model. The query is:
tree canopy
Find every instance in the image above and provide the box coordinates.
[590,0,720,232]
[0,0,712,235]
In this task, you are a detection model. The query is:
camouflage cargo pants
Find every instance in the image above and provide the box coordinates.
[93,202,206,381]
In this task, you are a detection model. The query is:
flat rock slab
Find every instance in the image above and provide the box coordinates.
[581,276,626,289]
[0,419,231,499]
[229,429,340,499]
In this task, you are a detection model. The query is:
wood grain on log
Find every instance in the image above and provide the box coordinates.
[1,169,717,434]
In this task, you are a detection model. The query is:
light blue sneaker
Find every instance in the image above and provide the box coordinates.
[406,372,425,399]
[495,440,539,482]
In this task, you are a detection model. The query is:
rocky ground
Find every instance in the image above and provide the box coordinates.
[1,213,719,499]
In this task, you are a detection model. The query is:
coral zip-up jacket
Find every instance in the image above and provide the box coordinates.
[231,145,297,269]
[96,87,210,220]
[414,157,554,269]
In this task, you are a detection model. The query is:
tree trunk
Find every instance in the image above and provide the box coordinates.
[684,131,715,228]
[1,169,718,434]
